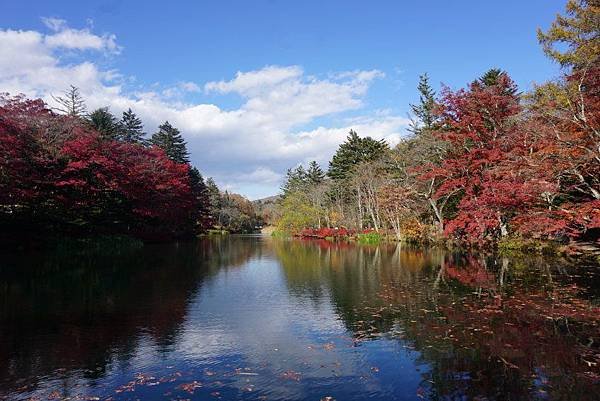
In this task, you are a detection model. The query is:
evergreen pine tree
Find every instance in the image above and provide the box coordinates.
[150,121,190,163]
[188,167,212,232]
[205,177,222,224]
[306,161,325,185]
[327,130,388,180]
[478,68,519,96]
[120,108,145,143]
[479,68,504,87]
[88,107,121,140]
[408,73,438,135]
[281,165,308,195]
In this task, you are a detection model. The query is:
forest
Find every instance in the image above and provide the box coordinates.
[1,0,598,250]
[0,88,262,244]
[274,0,600,249]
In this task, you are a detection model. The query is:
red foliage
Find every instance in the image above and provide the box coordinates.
[0,95,207,241]
[423,74,532,242]
[423,69,600,243]
[296,227,357,239]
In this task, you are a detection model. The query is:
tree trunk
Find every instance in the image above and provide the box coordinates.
[428,197,444,232]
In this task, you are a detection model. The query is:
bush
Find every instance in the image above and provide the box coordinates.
[357,232,382,244]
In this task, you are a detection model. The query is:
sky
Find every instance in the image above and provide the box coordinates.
[1,0,567,199]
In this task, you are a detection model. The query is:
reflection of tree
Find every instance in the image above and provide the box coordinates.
[271,239,600,400]
[0,237,259,395]
[272,239,445,333]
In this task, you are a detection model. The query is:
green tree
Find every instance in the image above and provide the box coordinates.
[88,107,121,140]
[328,130,388,180]
[119,108,146,143]
[188,167,212,232]
[306,161,325,185]
[151,121,189,164]
[281,165,308,195]
[408,73,438,135]
[205,177,222,225]
[537,0,600,69]
[478,68,519,96]
[276,191,320,234]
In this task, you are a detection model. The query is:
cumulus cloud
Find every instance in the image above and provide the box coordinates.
[42,17,120,53]
[205,65,303,95]
[0,19,410,199]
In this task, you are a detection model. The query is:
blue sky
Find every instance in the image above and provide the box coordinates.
[1,0,566,198]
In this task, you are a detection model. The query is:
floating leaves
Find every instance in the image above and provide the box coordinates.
[178,381,202,394]
[279,370,302,381]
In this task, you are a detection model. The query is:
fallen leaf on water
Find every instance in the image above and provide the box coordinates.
[280,370,302,381]
[178,381,202,394]
[323,342,335,351]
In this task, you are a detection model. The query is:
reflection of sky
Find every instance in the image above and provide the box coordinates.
[5,239,429,401]
[5,238,599,401]
[171,250,427,400]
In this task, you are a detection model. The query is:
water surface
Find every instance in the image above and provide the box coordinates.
[1,236,599,400]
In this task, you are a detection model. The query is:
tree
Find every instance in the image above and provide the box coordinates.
[478,68,519,96]
[120,108,145,143]
[515,66,600,239]
[409,73,439,135]
[205,177,222,224]
[281,165,307,195]
[51,85,87,117]
[276,191,321,234]
[306,161,325,185]
[377,184,420,240]
[391,133,450,233]
[0,95,206,242]
[425,73,526,242]
[328,130,389,180]
[150,121,189,164]
[88,107,121,140]
[537,0,600,69]
[219,192,261,233]
[352,159,388,231]
[188,167,213,233]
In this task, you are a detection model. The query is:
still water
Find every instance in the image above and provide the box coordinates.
[0,236,599,401]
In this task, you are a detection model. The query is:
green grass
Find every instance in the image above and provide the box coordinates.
[357,232,382,244]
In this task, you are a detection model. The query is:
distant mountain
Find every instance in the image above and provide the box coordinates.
[252,195,280,205]
[252,195,281,226]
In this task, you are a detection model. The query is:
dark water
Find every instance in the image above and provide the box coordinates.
[1,236,599,401]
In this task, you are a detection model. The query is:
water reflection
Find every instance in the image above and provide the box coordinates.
[0,236,598,400]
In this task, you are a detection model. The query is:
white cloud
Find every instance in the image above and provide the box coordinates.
[205,65,303,96]
[41,17,67,32]
[41,17,120,53]
[237,167,283,185]
[179,81,201,93]
[0,20,410,199]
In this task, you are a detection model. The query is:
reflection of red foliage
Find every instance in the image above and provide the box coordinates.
[445,265,496,289]
[379,278,600,395]
[444,257,496,289]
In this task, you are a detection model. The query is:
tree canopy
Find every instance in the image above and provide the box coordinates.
[150,121,190,164]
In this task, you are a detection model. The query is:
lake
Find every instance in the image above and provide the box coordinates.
[0,235,598,401]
